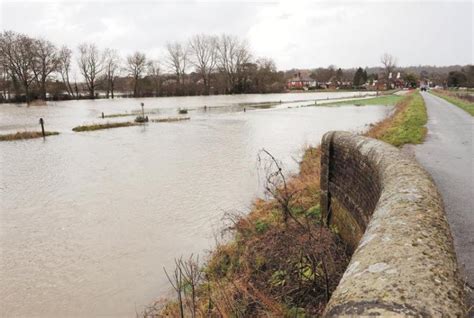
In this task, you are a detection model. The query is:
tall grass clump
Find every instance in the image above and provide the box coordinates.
[0,131,59,141]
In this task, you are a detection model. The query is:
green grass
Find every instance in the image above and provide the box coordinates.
[72,122,137,132]
[430,90,474,116]
[368,92,427,147]
[319,94,403,107]
[0,131,59,141]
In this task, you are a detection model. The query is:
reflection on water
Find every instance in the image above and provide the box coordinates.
[0,92,388,317]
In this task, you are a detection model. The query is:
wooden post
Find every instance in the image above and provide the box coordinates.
[102,112,104,119]
[39,118,45,138]
[141,102,145,119]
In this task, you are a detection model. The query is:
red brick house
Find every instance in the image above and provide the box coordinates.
[287,72,317,89]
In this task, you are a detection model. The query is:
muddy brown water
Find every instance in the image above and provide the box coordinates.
[0,92,390,317]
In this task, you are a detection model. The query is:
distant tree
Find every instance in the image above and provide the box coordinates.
[126,51,146,97]
[103,48,121,98]
[465,65,474,88]
[216,34,251,93]
[353,67,364,87]
[166,42,188,86]
[403,73,418,88]
[362,69,368,83]
[0,31,36,103]
[77,43,104,98]
[255,57,278,93]
[335,68,343,82]
[58,46,75,98]
[147,60,161,97]
[380,53,397,80]
[0,59,10,101]
[32,38,59,100]
[447,71,467,87]
[188,34,218,95]
[420,70,429,80]
[311,66,336,83]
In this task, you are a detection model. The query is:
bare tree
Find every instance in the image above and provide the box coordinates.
[147,59,161,97]
[103,48,121,98]
[216,34,251,93]
[164,258,185,318]
[0,46,12,100]
[126,51,146,97]
[258,149,300,225]
[77,43,104,98]
[163,255,202,318]
[0,31,36,104]
[32,38,59,100]
[188,34,217,95]
[255,57,277,92]
[58,46,75,98]
[166,42,188,86]
[380,53,397,79]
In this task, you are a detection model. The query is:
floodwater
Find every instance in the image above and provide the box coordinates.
[0,92,390,317]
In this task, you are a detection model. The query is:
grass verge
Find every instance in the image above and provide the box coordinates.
[430,90,474,116]
[0,131,59,141]
[366,92,427,147]
[144,92,427,317]
[72,122,137,132]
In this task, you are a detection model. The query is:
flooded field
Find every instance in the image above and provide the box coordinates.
[0,92,390,317]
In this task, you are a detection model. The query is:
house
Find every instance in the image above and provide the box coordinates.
[287,72,317,90]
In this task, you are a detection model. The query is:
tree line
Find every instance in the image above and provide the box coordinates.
[1,30,472,104]
[0,31,285,103]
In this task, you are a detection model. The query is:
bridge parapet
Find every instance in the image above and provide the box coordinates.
[320,131,465,316]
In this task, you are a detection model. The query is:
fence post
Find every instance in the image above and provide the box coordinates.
[39,118,45,139]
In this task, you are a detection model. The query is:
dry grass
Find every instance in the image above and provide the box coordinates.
[144,92,427,317]
[145,145,347,317]
[0,131,59,141]
[151,117,190,123]
[431,89,474,116]
[72,121,137,132]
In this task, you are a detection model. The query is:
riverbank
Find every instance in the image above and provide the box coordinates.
[430,89,474,116]
[144,91,426,317]
[0,131,59,141]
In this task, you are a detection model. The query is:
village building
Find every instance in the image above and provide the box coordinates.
[286,72,317,90]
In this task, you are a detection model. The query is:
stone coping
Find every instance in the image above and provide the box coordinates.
[320,131,465,316]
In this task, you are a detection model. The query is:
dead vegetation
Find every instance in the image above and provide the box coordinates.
[143,146,350,317]
[143,92,425,317]
[151,117,190,123]
[72,121,138,132]
[0,130,59,141]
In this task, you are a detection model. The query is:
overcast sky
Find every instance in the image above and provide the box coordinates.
[1,0,472,70]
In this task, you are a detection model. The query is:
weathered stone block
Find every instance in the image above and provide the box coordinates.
[321,131,466,317]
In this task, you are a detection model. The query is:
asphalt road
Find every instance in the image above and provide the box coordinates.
[414,92,473,310]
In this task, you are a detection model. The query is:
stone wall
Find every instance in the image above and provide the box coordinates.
[320,131,466,316]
